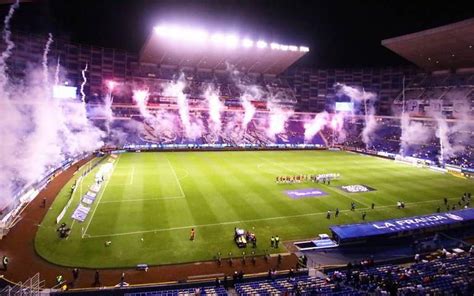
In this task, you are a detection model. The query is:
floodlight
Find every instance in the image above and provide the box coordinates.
[225,35,239,48]
[299,46,310,52]
[256,40,267,48]
[154,25,167,36]
[242,38,254,48]
[270,43,281,50]
[288,45,298,51]
[211,33,225,44]
[280,45,289,51]
[185,29,208,42]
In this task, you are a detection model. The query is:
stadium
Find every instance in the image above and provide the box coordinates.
[0,0,473,295]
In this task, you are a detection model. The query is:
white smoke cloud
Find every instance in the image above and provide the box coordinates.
[304,111,329,142]
[434,115,472,163]
[329,112,347,143]
[228,66,260,130]
[241,94,256,129]
[267,102,293,140]
[336,83,377,148]
[162,74,202,139]
[204,85,223,132]
[54,56,60,86]
[0,25,104,209]
[133,89,151,119]
[399,113,433,156]
[361,104,377,146]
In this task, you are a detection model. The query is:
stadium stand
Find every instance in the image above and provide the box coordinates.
[326,253,473,295]
[1,1,473,290]
[125,286,228,296]
[235,275,361,295]
[84,252,472,296]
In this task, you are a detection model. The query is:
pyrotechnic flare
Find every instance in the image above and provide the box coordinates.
[228,65,259,130]
[80,64,88,102]
[163,74,202,139]
[0,3,104,211]
[434,115,470,165]
[103,93,114,136]
[241,93,256,129]
[267,102,293,140]
[42,33,53,84]
[133,89,151,119]
[335,83,377,148]
[0,0,19,88]
[54,56,60,85]
[304,111,329,142]
[329,113,346,144]
[204,85,224,132]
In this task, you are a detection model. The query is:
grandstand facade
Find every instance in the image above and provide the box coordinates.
[2,31,421,115]
[0,3,473,293]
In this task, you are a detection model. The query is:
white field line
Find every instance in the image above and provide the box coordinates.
[164,155,186,198]
[81,155,120,238]
[130,166,135,185]
[100,196,185,203]
[177,169,189,180]
[84,198,449,239]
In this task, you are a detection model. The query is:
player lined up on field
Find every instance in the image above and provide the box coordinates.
[275,173,340,184]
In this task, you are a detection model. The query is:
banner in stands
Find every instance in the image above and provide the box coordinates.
[377,151,396,159]
[461,168,474,178]
[330,209,474,243]
[395,155,432,167]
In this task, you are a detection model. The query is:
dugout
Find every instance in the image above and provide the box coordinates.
[329,208,474,246]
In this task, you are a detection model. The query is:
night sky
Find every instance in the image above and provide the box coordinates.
[4,0,474,68]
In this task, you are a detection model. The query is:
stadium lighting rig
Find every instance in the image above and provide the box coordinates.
[153,25,309,52]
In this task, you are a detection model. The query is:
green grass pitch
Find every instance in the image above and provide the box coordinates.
[35,150,473,268]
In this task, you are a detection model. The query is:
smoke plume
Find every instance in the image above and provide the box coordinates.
[0,19,104,210]
[336,83,377,148]
[267,102,293,140]
[204,85,223,132]
[162,74,202,139]
[304,111,329,141]
[399,113,433,156]
[42,33,53,84]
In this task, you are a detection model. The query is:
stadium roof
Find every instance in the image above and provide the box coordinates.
[382,18,474,71]
[140,25,309,75]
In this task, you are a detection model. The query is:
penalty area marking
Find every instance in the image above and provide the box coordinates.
[84,197,451,239]
[164,155,186,198]
[176,168,189,181]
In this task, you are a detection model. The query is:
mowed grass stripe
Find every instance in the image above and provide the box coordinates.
[35,150,473,268]
[84,197,459,239]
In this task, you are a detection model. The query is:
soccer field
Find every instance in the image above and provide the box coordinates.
[35,150,473,268]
